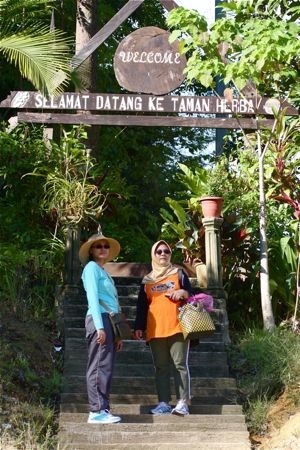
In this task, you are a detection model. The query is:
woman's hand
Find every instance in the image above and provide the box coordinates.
[134,329,143,340]
[167,289,188,302]
[97,329,106,344]
[116,338,123,351]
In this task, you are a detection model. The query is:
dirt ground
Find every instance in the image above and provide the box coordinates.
[251,392,300,450]
[257,412,300,449]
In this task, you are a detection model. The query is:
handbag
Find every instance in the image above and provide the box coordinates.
[178,302,215,340]
[186,292,214,312]
[99,300,132,341]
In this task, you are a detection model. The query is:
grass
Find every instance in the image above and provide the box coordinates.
[1,402,57,449]
[228,326,300,435]
[0,303,62,450]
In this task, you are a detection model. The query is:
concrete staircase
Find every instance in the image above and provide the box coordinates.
[57,276,251,450]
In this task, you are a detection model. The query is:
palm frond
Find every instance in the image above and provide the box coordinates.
[0,27,72,94]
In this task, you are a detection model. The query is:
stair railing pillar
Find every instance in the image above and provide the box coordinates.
[202,217,223,292]
[63,223,81,294]
[202,217,230,344]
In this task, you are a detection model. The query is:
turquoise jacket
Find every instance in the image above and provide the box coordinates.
[82,261,119,330]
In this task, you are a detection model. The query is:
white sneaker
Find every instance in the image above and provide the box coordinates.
[150,401,172,415]
[88,410,121,424]
[171,399,189,416]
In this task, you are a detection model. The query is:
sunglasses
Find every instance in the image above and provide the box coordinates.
[156,249,171,255]
[92,244,110,249]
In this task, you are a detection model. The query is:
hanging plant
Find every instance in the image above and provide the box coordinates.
[25,126,108,227]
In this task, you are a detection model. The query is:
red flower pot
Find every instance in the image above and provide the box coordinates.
[200,196,224,218]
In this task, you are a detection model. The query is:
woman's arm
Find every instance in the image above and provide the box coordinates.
[181,270,192,295]
[82,262,104,330]
[166,269,192,302]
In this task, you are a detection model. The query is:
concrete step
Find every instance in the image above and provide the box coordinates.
[63,317,223,333]
[59,412,247,425]
[64,337,214,353]
[60,403,245,415]
[60,393,238,405]
[63,362,230,378]
[63,294,139,307]
[64,352,228,368]
[58,428,250,445]
[65,328,224,342]
[65,336,224,354]
[64,341,228,364]
[64,327,225,353]
[63,294,225,308]
[63,304,224,322]
[62,380,238,400]
[63,376,237,390]
[59,420,247,432]
[58,442,250,450]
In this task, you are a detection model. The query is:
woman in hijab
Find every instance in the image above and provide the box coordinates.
[79,231,122,424]
[134,240,192,416]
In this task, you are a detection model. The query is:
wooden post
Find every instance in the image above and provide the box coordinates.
[64,224,81,289]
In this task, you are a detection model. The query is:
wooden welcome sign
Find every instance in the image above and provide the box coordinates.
[1,91,296,116]
[1,89,297,129]
[113,26,187,95]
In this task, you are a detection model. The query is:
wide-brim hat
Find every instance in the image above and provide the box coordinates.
[79,233,121,266]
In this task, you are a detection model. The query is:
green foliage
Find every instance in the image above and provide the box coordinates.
[229,327,300,434]
[0,242,61,320]
[160,158,250,264]
[176,162,232,199]
[265,115,300,217]
[161,195,205,263]
[167,2,300,101]
[0,123,51,245]
[0,122,66,316]
[268,216,299,315]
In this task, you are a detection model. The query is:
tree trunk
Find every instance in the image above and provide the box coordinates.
[75,0,100,155]
[257,130,275,330]
[75,0,98,91]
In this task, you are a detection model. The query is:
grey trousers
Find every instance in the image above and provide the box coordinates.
[85,313,116,412]
[149,333,190,403]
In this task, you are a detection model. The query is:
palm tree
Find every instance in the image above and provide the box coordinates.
[0,0,72,95]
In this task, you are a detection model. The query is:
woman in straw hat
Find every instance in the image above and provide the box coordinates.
[134,240,192,417]
[79,230,122,424]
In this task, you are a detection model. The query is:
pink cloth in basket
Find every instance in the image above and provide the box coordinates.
[185,293,214,312]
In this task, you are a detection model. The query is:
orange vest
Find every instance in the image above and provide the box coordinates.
[145,273,182,341]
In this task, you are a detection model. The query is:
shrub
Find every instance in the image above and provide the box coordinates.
[229,328,300,434]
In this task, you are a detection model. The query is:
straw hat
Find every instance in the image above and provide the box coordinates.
[79,233,120,265]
